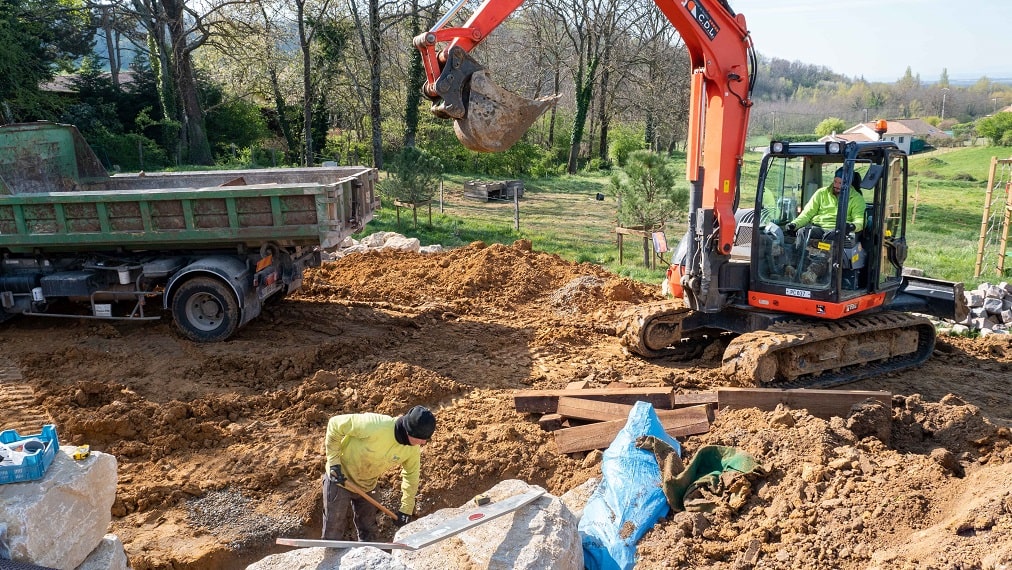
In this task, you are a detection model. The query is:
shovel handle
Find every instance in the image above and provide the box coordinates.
[341,479,399,521]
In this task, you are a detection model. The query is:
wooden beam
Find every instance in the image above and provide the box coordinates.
[514,388,674,414]
[554,404,712,454]
[557,397,632,422]
[717,388,891,420]
[673,392,718,407]
[538,414,565,431]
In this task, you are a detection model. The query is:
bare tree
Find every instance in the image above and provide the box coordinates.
[123,0,248,165]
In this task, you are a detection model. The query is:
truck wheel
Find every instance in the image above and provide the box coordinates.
[171,277,240,342]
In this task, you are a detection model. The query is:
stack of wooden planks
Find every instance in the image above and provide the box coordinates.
[513,382,716,454]
[514,382,891,455]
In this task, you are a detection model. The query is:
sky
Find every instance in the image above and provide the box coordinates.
[733,0,1011,83]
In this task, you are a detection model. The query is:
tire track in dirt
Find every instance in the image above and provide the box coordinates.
[0,356,54,435]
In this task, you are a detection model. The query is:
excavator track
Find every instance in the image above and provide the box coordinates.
[721,311,936,389]
[618,300,713,360]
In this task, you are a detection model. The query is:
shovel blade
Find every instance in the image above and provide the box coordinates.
[454,70,559,153]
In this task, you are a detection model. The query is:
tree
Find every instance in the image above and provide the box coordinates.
[977,112,1012,146]
[0,0,93,120]
[611,150,685,229]
[815,118,847,137]
[611,150,686,266]
[379,146,442,204]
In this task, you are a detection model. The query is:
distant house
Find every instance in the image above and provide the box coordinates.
[819,119,951,155]
[39,72,135,94]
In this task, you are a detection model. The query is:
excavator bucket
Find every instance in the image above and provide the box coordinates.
[453,70,559,153]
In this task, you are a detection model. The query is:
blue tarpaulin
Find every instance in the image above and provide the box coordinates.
[578,401,681,570]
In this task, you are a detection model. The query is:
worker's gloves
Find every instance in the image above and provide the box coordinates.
[784,222,797,233]
[845,223,856,233]
[394,512,412,527]
[328,464,346,485]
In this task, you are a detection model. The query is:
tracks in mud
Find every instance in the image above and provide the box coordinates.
[0,356,54,435]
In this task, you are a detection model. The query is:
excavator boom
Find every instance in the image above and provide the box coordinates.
[415,0,755,310]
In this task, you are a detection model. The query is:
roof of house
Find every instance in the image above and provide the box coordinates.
[818,131,876,143]
[40,72,135,93]
[842,119,950,138]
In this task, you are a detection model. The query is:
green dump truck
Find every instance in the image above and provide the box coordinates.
[0,122,378,341]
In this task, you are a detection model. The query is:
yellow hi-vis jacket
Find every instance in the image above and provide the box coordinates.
[325,412,421,515]
[792,185,867,232]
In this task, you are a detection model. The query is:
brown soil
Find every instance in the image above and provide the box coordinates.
[3,240,1011,569]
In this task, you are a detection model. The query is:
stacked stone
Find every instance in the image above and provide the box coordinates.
[943,281,1012,336]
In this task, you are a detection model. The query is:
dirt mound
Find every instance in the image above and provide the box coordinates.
[2,240,1010,569]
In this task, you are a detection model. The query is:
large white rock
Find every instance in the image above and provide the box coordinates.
[246,545,407,570]
[246,480,580,570]
[76,534,130,570]
[379,236,420,253]
[393,479,582,570]
[0,448,117,570]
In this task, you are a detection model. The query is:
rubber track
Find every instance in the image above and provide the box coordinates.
[618,300,705,359]
[0,356,53,435]
[721,311,936,389]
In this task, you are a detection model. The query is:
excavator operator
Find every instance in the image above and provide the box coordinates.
[785,167,866,241]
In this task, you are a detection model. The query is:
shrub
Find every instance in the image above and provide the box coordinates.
[87,129,169,172]
[380,147,443,204]
[609,127,646,167]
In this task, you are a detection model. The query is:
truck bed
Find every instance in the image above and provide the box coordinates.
[0,123,378,254]
[0,168,377,254]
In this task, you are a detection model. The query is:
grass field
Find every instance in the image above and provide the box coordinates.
[362,146,1012,290]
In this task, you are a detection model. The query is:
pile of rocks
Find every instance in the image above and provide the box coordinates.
[323,232,443,261]
[941,281,1012,337]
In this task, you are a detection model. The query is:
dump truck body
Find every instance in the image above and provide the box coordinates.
[0,122,378,341]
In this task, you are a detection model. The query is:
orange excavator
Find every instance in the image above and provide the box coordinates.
[414,0,967,388]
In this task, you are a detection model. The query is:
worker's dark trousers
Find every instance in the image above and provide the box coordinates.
[322,475,379,541]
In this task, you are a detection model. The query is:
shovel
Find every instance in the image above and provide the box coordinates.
[340,479,399,521]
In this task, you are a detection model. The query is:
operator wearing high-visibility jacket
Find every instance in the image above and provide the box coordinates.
[322,405,436,541]
[786,167,866,240]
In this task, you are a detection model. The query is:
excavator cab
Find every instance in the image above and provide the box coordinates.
[749,140,908,314]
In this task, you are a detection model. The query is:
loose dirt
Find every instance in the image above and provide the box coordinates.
[2,240,1010,569]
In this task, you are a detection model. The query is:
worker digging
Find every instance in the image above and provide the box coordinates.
[321,405,437,541]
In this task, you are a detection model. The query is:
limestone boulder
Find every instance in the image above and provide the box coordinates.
[0,448,117,570]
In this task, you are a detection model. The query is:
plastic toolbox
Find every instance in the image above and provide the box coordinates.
[0,424,59,484]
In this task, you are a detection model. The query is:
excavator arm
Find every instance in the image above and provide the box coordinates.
[414,0,755,310]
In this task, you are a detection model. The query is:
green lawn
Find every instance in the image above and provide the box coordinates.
[362,146,1012,290]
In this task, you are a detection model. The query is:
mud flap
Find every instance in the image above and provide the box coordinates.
[454,70,559,153]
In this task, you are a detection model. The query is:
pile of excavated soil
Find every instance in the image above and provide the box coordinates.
[2,240,1010,569]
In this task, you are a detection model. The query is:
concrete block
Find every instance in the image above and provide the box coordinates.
[0,448,117,570]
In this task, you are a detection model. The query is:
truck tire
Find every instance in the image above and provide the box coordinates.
[171,277,240,342]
